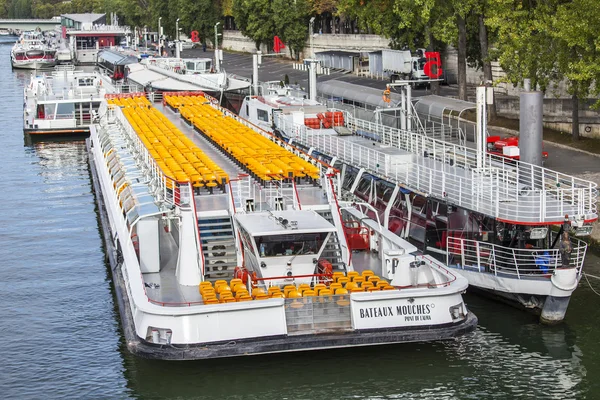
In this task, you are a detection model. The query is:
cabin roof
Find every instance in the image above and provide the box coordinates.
[235,210,335,236]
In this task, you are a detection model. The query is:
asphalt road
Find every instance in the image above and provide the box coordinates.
[182,48,600,187]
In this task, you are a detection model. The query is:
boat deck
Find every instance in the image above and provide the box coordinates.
[285,122,596,225]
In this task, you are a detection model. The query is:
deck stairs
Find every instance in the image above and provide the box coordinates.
[315,209,346,273]
[199,216,238,282]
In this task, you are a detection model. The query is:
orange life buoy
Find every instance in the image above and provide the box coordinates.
[317,259,333,285]
[234,266,250,284]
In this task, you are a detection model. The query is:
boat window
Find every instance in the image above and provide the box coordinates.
[56,103,75,117]
[355,174,373,194]
[256,233,327,257]
[342,166,358,191]
[186,61,195,70]
[375,180,394,204]
[412,195,427,214]
[245,104,249,117]
[257,109,269,122]
[42,103,56,119]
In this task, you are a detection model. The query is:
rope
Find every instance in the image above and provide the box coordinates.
[583,272,600,297]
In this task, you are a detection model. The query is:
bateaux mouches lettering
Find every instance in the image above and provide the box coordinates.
[359,304,432,319]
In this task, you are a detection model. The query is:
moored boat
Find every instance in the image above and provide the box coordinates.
[87,92,476,360]
[11,31,56,70]
[239,78,597,324]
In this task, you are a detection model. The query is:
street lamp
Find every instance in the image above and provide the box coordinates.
[176,18,180,42]
[214,22,221,72]
[158,16,162,55]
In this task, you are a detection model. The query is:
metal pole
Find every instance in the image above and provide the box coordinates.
[401,88,406,131]
[309,17,315,58]
[158,17,162,56]
[406,84,412,132]
[214,22,220,73]
[253,53,259,96]
[175,18,180,58]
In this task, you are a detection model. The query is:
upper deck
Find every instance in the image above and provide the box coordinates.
[274,111,598,225]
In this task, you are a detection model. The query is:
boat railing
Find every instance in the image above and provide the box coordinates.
[229,174,253,211]
[446,233,586,278]
[276,113,597,223]
[259,179,299,211]
[108,103,192,208]
[284,294,352,333]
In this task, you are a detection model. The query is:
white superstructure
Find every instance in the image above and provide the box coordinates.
[11,30,56,70]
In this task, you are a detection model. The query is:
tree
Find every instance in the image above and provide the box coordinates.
[549,0,600,140]
[272,0,310,58]
[487,0,560,94]
[233,0,275,49]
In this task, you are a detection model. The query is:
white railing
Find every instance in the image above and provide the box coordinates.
[446,234,587,278]
[108,104,191,209]
[275,113,597,223]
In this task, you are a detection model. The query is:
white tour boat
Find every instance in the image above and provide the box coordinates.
[239,74,597,324]
[11,30,56,70]
[23,65,143,136]
[87,92,476,360]
[125,56,250,96]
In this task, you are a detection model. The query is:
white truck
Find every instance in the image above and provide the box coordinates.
[382,48,429,86]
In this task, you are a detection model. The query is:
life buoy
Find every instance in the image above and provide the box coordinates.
[317,259,333,285]
[383,89,391,103]
[234,266,250,284]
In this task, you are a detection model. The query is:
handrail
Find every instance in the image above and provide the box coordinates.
[446,234,587,278]
[275,113,598,224]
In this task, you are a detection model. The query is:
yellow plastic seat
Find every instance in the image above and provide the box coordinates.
[252,288,267,298]
[329,283,342,292]
[268,286,282,296]
[353,276,365,285]
[337,277,350,286]
[345,282,358,291]
[382,285,396,291]
[287,290,302,299]
[230,278,243,287]
[361,270,375,278]
[204,298,219,305]
[283,285,297,297]
[376,281,390,289]
[347,271,359,280]
[216,284,231,294]
[237,295,252,302]
[235,290,250,299]
[255,294,269,300]
[303,290,316,297]
[362,282,374,290]
[270,292,285,299]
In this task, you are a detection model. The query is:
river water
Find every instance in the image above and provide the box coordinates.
[1,37,599,399]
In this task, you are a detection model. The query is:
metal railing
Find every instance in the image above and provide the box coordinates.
[284,295,352,333]
[107,103,192,209]
[446,234,587,278]
[275,113,597,223]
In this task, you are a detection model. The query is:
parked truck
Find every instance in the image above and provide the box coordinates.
[382,48,441,87]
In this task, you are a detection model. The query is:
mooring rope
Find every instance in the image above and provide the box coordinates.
[583,272,600,297]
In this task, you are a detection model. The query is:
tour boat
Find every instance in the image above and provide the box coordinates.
[23,65,142,135]
[239,79,597,324]
[125,57,250,95]
[86,92,476,360]
[11,31,56,70]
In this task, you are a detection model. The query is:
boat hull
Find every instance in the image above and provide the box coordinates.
[451,267,578,324]
[12,59,56,70]
[86,134,478,360]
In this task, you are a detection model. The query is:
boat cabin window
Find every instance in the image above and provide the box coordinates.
[256,233,327,257]
[56,103,75,117]
[342,165,358,191]
[38,103,56,119]
[257,109,269,122]
[77,77,95,87]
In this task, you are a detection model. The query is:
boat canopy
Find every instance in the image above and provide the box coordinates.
[413,95,475,122]
[98,49,138,66]
[317,80,401,109]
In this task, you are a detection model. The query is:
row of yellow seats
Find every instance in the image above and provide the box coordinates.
[183,104,320,181]
[108,96,151,108]
[125,107,225,187]
[169,96,320,180]
[165,94,209,110]
[111,99,227,187]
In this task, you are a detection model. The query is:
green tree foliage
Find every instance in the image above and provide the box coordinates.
[272,0,310,58]
[179,0,221,45]
[487,0,560,93]
[233,0,274,49]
